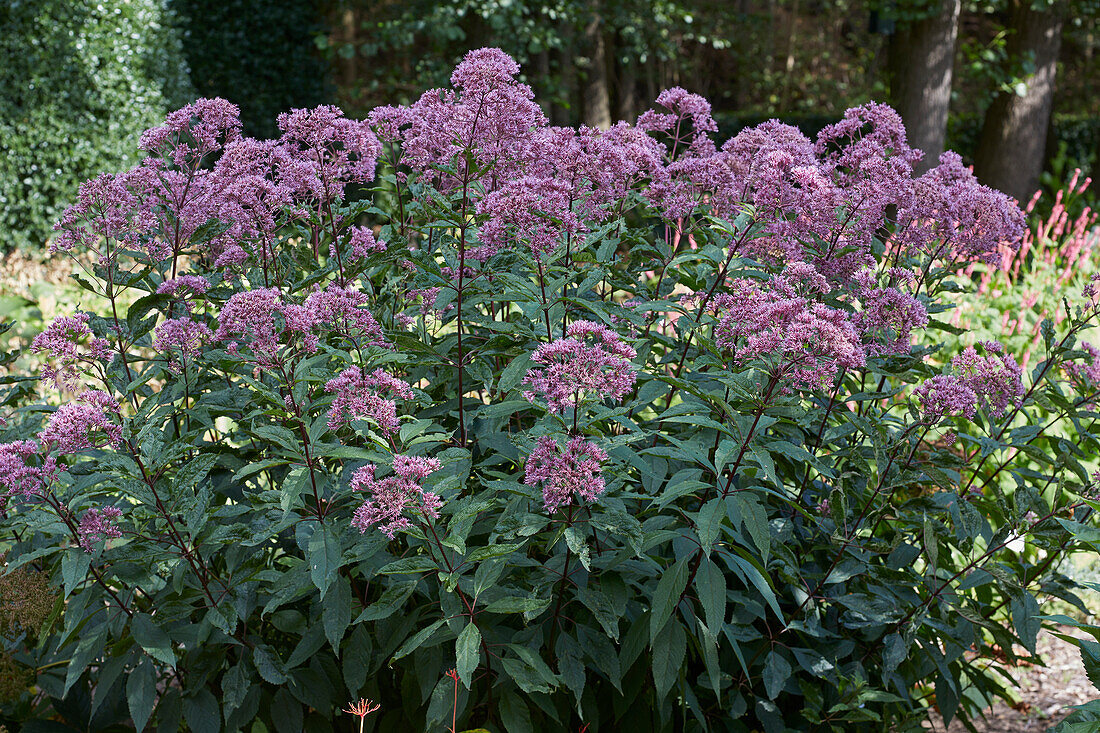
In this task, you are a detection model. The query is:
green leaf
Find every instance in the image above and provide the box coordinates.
[183,688,220,733]
[392,618,447,662]
[1011,591,1041,654]
[650,555,691,640]
[253,645,288,684]
[763,649,791,699]
[308,523,342,598]
[378,556,437,574]
[222,660,249,714]
[131,613,176,667]
[323,575,352,652]
[729,493,770,562]
[498,352,534,392]
[456,622,481,689]
[883,633,906,673]
[126,657,156,733]
[1080,640,1100,695]
[695,557,726,633]
[270,688,304,733]
[652,619,686,701]
[280,467,310,514]
[695,497,725,555]
[61,549,90,598]
[355,580,418,622]
[484,595,551,616]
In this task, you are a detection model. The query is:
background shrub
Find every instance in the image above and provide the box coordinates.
[0,0,192,253]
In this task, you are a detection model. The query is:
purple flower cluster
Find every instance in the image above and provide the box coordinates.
[896,152,1027,264]
[0,441,55,510]
[523,321,637,412]
[214,286,389,364]
[157,275,210,299]
[853,271,929,355]
[38,392,122,454]
[31,314,113,390]
[214,288,285,365]
[524,435,608,514]
[350,455,443,538]
[302,285,389,350]
[714,268,866,389]
[1066,343,1100,388]
[477,176,584,260]
[325,367,414,433]
[77,507,123,552]
[915,341,1023,421]
[154,318,213,371]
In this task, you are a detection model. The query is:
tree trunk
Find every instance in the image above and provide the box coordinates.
[582,0,611,130]
[886,0,961,172]
[974,1,1063,202]
[617,57,637,123]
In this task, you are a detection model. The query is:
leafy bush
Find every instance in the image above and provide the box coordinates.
[3,48,1100,733]
[0,0,192,252]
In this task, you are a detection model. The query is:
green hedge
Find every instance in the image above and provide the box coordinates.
[0,0,192,252]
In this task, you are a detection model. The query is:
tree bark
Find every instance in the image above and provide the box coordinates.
[974,1,1064,202]
[582,0,611,130]
[887,0,961,173]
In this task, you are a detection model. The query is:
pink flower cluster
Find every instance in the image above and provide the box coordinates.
[0,441,56,510]
[370,48,546,192]
[523,321,637,412]
[350,455,443,538]
[1066,343,1100,388]
[896,152,1027,265]
[31,314,113,390]
[77,507,123,552]
[215,286,389,364]
[524,436,608,514]
[714,268,866,389]
[157,275,210,298]
[915,341,1023,421]
[325,367,414,433]
[477,176,584,260]
[853,271,929,356]
[348,227,386,260]
[154,318,213,371]
[38,391,123,454]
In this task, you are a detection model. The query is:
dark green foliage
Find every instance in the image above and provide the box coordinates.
[0,0,192,252]
[172,0,332,138]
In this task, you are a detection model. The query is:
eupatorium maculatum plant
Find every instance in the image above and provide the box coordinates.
[2,47,1100,733]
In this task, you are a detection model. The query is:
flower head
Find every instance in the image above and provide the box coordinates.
[38,393,122,454]
[350,455,443,537]
[325,367,413,433]
[523,321,636,412]
[524,436,608,514]
[31,314,113,390]
[0,441,55,510]
[154,318,213,371]
[214,288,285,365]
[77,507,123,552]
[915,341,1023,421]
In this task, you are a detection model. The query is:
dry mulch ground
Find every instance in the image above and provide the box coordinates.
[924,626,1095,733]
